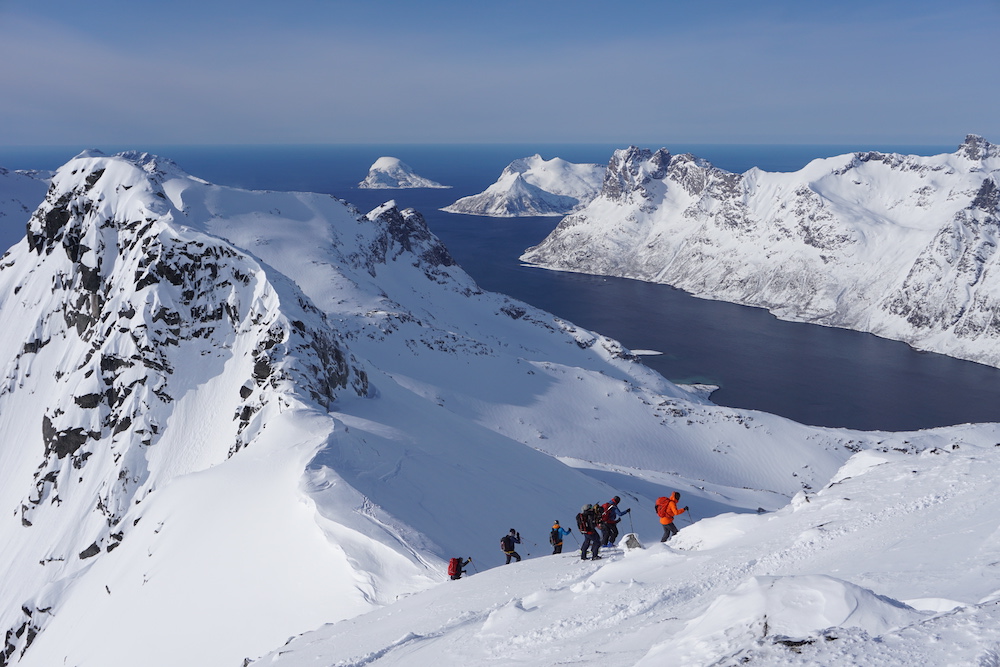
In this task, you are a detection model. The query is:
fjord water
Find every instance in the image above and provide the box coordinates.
[5,143,999,432]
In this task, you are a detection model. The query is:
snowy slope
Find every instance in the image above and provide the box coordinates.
[443,154,604,216]
[2,150,1000,667]
[255,439,1000,666]
[522,136,1000,368]
[358,156,450,189]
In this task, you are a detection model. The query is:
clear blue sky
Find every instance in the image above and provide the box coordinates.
[0,0,996,146]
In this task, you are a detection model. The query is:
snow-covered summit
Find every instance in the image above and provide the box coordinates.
[357,156,450,189]
[522,136,1000,368]
[442,154,605,217]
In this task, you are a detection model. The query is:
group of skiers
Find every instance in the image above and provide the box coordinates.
[570,495,631,560]
[448,491,691,579]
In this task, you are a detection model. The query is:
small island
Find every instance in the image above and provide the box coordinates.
[358,156,450,189]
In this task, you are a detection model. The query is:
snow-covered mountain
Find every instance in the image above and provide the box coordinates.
[522,136,1000,368]
[2,150,999,667]
[357,156,450,189]
[442,154,604,216]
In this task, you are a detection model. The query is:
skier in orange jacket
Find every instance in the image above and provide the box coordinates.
[655,491,688,542]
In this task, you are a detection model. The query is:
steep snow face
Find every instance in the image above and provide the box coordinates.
[522,136,1000,368]
[443,154,605,216]
[357,156,450,189]
[0,167,50,253]
[255,438,1000,666]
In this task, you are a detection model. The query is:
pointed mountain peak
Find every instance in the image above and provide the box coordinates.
[602,146,672,202]
[72,149,107,159]
[959,134,997,161]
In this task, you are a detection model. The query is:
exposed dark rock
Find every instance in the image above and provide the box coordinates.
[252,358,272,382]
[84,168,105,189]
[959,134,996,161]
[42,194,72,243]
[78,264,101,293]
[22,339,50,354]
[113,416,132,435]
[100,355,129,373]
[41,415,97,459]
[74,394,103,409]
[603,146,661,202]
[501,305,526,320]
[78,542,101,559]
[971,178,999,212]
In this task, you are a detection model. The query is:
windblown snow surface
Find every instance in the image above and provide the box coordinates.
[0,152,998,667]
[358,156,450,189]
[256,443,1000,667]
[442,154,604,217]
[522,135,1000,369]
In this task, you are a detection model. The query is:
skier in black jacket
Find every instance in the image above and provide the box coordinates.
[576,505,601,560]
[500,528,521,564]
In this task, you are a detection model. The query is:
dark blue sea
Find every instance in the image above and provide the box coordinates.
[5,142,999,432]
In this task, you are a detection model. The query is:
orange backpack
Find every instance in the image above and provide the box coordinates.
[655,496,669,518]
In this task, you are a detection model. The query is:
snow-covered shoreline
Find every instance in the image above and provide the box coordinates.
[522,136,1000,370]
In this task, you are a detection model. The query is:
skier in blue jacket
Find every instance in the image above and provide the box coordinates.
[549,520,572,554]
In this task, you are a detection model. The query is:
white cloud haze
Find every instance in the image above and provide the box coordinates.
[0,1,996,145]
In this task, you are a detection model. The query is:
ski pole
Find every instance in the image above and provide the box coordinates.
[468,558,478,573]
[627,512,634,533]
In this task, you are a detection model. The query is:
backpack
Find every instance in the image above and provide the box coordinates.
[549,527,561,546]
[656,496,674,519]
[447,557,461,577]
[500,534,514,552]
[576,512,588,533]
[594,505,607,528]
[601,503,612,524]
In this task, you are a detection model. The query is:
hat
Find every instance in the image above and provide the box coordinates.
[509,528,516,533]
[613,496,621,504]
[554,520,560,525]
[582,504,592,511]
